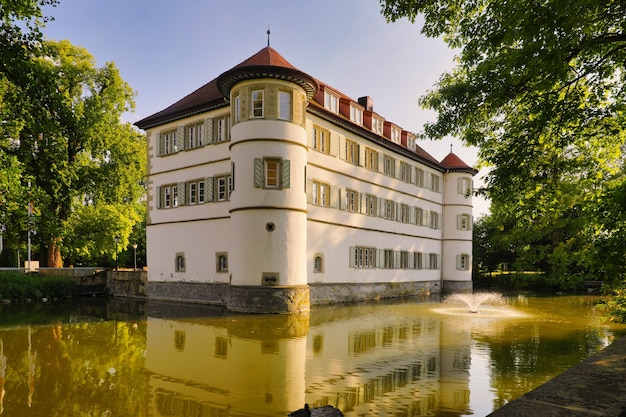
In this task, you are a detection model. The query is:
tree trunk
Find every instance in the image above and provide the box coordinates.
[47,240,63,267]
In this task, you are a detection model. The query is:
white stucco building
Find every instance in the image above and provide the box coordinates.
[135,46,477,313]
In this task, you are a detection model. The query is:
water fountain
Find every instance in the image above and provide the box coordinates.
[433,292,526,318]
[445,292,507,313]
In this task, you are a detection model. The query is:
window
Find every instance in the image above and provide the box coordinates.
[350,105,363,125]
[161,184,180,208]
[215,115,230,142]
[429,211,440,229]
[187,123,204,149]
[175,253,186,272]
[313,254,324,273]
[251,89,264,118]
[415,168,425,187]
[429,253,439,270]
[431,174,441,192]
[391,127,401,144]
[414,252,423,269]
[364,147,378,171]
[457,254,470,271]
[383,249,394,269]
[400,162,411,183]
[324,90,339,113]
[254,158,290,189]
[458,177,472,196]
[345,139,359,165]
[383,155,395,177]
[160,130,178,155]
[415,207,424,226]
[216,252,228,272]
[198,181,206,203]
[234,94,240,123]
[399,204,410,223]
[312,125,330,154]
[278,91,291,120]
[365,194,377,216]
[372,117,383,135]
[457,214,472,231]
[384,199,395,220]
[312,180,330,207]
[345,189,359,213]
[216,175,231,201]
[351,246,376,269]
[399,251,410,269]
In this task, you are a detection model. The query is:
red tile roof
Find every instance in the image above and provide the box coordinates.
[135,46,476,175]
[440,152,478,174]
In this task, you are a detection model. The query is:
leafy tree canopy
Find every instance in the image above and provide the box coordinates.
[380,0,626,284]
[1,2,145,267]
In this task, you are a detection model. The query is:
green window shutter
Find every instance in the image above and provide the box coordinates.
[329,186,339,209]
[349,247,356,268]
[205,177,214,202]
[330,132,339,157]
[204,118,214,144]
[281,159,290,189]
[178,182,186,206]
[253,158,263,188]
[377,249,384,269]
[177,126,185,151]
[306,179,313,204]
[308,126,315,148]
[155,186,162,209]
[156,133,162,156]
[377,198,384,218]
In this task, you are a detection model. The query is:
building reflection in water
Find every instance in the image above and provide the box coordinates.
[144,296,475,417]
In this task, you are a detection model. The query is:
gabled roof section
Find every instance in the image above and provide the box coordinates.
[440,152,478,175]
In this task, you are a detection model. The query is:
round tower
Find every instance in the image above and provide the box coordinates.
[440,152,478,293]
[217,47,318,313]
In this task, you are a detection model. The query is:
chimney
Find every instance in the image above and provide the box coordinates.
[358,96,373,112]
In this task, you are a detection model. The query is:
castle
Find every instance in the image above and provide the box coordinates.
[135,46,477,313]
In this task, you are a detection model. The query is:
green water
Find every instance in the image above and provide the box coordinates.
[0,294,624,417]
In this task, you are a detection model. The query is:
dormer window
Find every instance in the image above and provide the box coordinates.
[407,134,417,151]
[251,89,264,118]
[324,90,339,113]
[391,127,401,144]
[372,117,383,135]
[350,105,363,125]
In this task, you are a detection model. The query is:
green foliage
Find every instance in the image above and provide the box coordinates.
[0,272,75,300]
[380,0,626,287]
[597,288,626,324]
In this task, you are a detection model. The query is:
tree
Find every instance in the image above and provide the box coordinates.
[380,0,626,285]
[4,39,145,267]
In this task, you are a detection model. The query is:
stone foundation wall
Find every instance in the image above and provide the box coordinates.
[107,277,468,312]
[442,280,473,293]
[309,281,441,305]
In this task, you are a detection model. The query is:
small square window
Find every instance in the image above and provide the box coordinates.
[216,252,228,272]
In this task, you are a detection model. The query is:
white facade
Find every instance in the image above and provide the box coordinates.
[136,46,477,311]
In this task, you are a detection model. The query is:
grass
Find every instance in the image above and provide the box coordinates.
[0,272,76,301]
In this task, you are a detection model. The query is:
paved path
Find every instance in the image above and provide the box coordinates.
[488,336,626,416]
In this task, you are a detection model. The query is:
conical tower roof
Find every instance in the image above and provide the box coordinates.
[440,152,478,175]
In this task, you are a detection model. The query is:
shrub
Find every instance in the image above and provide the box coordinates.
[597,288,626,324]
[0,272,75,301]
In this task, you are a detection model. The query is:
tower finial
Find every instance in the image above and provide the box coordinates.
[267,27,271,47]
[450,143,453,153]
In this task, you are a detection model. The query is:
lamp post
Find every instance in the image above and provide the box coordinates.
[132,243,138,270]
[114,236,120,271]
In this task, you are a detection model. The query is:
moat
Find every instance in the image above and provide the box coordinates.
[0,294,624,416]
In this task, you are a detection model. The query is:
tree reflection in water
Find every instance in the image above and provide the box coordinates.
[0,295,623,417]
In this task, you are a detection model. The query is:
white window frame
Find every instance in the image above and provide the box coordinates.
[383,155,395,177]
[400,162,411,183]
[324,90,339,113]
[350,105,363,125]
[216,252,228,272]
[457,213,472,231]
[345,139,359,165]
[372,117,383,135]
[365,194,377,216]
[457,254,470,271]
[251,89,264,118]
[278,90,291,120]
[345,189,359,213]
[313,125,330,154]
[312,180,330,207]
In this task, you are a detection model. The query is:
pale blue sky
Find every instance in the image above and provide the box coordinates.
[41,0,489,215]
